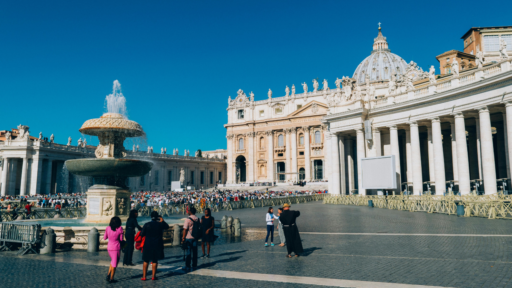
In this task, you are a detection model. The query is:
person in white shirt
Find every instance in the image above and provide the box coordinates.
[265,207,275,247]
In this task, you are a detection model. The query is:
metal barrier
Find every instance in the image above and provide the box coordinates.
[0,208,87,221]
[0,223,41,255]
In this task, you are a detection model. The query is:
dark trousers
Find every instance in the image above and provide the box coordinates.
[123,236,135,264]
[185,239,198,268]
[265,225,274,243]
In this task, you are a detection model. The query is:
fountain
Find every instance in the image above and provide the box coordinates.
[65,80,153,223]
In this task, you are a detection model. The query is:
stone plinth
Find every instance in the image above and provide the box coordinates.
[84,185,130,223]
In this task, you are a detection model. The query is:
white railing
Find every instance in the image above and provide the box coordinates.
[436,81,451,91]
[460,73,476,84]
[484,65,501,76]
[414,88,428,97]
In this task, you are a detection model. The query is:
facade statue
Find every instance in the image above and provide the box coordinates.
[161,147,164,154]
[236,167,241,183]
[302,82,308,93]
[67,137,72,146]
[335,77,342,89]
[291,84,295,96]
[250,91,254,101]
[39,132,42,140]
[132,145,136,152]
[342,77,353,100]
[406,75,415,91]
[500,36,509,60]
[83,139,87,147]
[429,65,437,84]
[50,134,54,143]
[136,145,139,151]
[103,199,113,216]
[313,79,319,92]
[322,79,329,91]
[476,50,485,69]
[78,138,82,147]
[268,89,272,99]
[388,74,396,95]
[285,86,290,96]
[117,198,126,215]
[451,58,459,76]
[5,131,11,140]
[179,168,185,184]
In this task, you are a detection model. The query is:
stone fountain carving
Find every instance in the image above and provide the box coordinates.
[65,80,153,223]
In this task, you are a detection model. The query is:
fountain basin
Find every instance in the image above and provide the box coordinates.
[65,158,153,178]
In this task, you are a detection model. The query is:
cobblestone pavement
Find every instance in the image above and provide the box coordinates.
[3,202,512,287]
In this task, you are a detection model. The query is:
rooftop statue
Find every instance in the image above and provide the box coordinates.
[406,75,415,91]
[335,77,342,89]
[322,79,329,91]
[500,36,509,60]
[67,137,72,146]
[285,86,290,96]
[39,132,42,140]
[476,50,485,69]
[451,58,459,76]
[78,138,82,146]
[250,91,254,101]
[291,84,295,96]
[302,82,308,93]
[313,79,319,92]
[429,65,437,84]
[50,134,54,143]
[268,89,272,99]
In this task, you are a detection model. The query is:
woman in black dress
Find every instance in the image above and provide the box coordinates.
[140,211,169,281]
[123,209,142,266]
[200,208,215,258]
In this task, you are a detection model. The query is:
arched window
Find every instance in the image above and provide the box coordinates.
[239,138,244,150]
[315,131,321,144]
[278,134,284,147]
[260,137,265,149]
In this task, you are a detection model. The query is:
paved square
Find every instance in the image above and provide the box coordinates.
[3,202,512,287]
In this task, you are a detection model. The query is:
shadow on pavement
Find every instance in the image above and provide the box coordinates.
[301,247,322,256]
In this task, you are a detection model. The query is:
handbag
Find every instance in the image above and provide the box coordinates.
[120,240,127,251]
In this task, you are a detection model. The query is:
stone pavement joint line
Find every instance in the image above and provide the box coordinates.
[245,230,512,237]
[190,269,452,288]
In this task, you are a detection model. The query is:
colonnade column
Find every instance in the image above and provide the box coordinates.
[266,131,274,182]
[46,160,53,195]
[410,122,423,195]
[389,126,401,193]
[323,126,330,180]
[356,128,366,195]
[329,133,340,194]
[373,128,382,157]
[431,118,446,194]
[19,157,28,196]
[226,134,234,184]
[427,126,436,183]
[303,127,311,181]
[291,128,298,182]
[506,103,512,187]
[339,135,346,195]
[285,128,292,180]
[502,111,511,180]
[478,107,497,194]
[1,158,9,196]
[346,136,355,194]
[476,119,483,179]
[247,132,255,183]
[450,121,459,182]
[454,113,471,194]
[405,130,413,185]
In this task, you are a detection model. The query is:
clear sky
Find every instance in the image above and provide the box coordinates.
[1,0,511,152]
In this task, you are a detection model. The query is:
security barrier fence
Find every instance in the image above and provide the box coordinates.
[0,195,326,221]
[0,223,41,255]
[324,194,512,220]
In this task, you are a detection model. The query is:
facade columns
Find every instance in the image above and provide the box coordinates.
[506,103,512,186]
[339,135,346,195]
[454,113,471,194]
[323,126,330,180]
[285,129,292,180]
[502,111,511,180]
[266,131,274,182]
[373,128,382,157]
[291,128,298,182]
[329,133,340,194]
[431,118,446,194]
[346,137,355,194]
[478,107,497,194]
[389,126,401,193]
[476,119,483,179]
[450,121,459,182]
[410,122,423,195]
[427,127,436,183]
[247,132,255,183]
[1,158,9,196]
[226,134,234,183]
[303,127,311,181]
[19,157,28,196]
[356,128,366,195]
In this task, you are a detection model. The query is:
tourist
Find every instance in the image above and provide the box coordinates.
[265,207,275,247]
[279,203,303,257]
[182,207,199,271]
[104,216,123,283]
[123,209,142,266]
[201,208,215,258]
[140,211,169,281]
[276,207,286,247]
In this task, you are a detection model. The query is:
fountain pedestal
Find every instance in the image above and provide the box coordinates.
[84,185,131,223]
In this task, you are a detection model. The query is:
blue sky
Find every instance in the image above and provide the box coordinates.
[1,0,511,152]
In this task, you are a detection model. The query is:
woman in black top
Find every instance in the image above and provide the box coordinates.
[140,211,169,281]
[201,208,215,258]
[123,210,142,266]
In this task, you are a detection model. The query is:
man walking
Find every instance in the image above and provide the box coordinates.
[182,207,199,271]
[279,203,303,257]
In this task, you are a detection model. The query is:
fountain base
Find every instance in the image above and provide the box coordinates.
[84,185,130,223]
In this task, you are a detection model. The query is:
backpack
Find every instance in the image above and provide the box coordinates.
[189,217,202,239]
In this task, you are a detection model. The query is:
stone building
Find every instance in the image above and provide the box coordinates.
[461,26,512,61]
[0,126,226,196]
[323,26,512,195]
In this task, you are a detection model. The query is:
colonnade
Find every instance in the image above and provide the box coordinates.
[329,105,512,195]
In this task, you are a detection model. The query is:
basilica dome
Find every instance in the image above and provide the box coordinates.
[352,27,408,84]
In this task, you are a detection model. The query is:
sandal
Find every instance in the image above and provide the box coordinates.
[141,278,147,281]
[295,255,300,257]
[286,255,292,258]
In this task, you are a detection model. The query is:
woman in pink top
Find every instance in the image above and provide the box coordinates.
[104,216,124,283]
